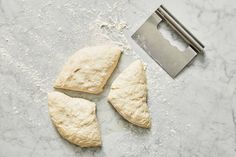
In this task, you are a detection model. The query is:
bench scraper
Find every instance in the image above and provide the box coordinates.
[132,5,204,78]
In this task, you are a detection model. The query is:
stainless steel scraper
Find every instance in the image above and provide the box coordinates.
[132,5,204,78]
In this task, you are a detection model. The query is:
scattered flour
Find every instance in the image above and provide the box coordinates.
[0,48,48,93]
[76,1,134,54]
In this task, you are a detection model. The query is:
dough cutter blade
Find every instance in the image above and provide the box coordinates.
[132,5,204,78]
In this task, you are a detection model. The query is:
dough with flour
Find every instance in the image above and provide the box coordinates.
[54,46,121,94]
[48,91,102,147]
[108,60,151,128]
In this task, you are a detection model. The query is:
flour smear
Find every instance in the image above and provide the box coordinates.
[79,1,135,55]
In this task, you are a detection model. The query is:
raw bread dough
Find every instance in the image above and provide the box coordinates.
[48,91,102,147]
[54,46,121,94]
[108,60,151,128]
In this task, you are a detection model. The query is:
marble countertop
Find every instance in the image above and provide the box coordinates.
[0,0,236,156]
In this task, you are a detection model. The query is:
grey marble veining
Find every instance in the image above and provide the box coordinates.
[0,0,236,156]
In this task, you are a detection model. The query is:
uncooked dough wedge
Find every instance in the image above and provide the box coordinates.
[108,60,151,128]
[54,46,121,94]
[48,91,102,147]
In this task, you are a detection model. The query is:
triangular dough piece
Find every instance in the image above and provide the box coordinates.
[108,60,151,128]
[48,91,102,147]
[54,46,121,94]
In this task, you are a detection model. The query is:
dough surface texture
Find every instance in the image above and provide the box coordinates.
[48,91,102,147]
[108,60,151,128]
[54,46,121,94]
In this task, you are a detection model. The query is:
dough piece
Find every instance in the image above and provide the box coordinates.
[48,91,101,147]
[54,46,121,94]
[108,60,151,128]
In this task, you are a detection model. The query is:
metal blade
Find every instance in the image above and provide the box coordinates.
[132,13,197,78]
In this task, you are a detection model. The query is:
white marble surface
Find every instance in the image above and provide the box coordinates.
[0,0,236,156]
